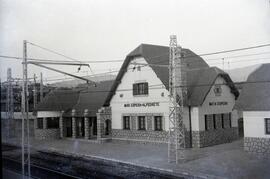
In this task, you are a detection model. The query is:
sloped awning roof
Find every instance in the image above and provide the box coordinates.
[104,44,238,106]
[69,80,114,117]
[35,80,115,116]
[234,63,270,111]
[35,88,80,112]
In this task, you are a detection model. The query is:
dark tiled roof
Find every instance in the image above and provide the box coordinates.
[234,63,270,111]
[36,80,114,116]
[104,44,238,106]
[70,80,114,117]
[35,88,80,112]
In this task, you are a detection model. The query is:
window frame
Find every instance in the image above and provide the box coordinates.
[123,116,130,130]
[154,116,163,131]
[221,114,225,129]
[138,116,146,130]
[265,118,270,135]
[133,82,149,96]
[214,84,222,96]
[205,114,214,131]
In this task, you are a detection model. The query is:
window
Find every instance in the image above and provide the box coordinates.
[47,117,59,129]
[123,116,130,130]
[213,114,216,129]
[214,85,222,96]
[37,118,43,129]
[154,116,163,131]
[133,82,148,95]
[221,114,225,129]
[215,114,222,129]
[223,113,231,128]
[138,116,146,130]
[265,118,270,134]
[205,115,214,131]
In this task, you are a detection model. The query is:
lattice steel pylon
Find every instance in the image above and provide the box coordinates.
[6,68,14,139]
[168,35,187,163]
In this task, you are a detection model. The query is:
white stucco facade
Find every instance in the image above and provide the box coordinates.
[243,111,270,138]
[37,111,62,118]
[110,57,238,134]
[110,57,172,131]
[197,77,238,131]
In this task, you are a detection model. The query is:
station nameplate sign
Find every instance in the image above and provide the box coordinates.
[124,102,160,107]
[209,101,228,106]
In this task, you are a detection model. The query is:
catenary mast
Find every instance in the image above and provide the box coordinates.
[168,35,187,163]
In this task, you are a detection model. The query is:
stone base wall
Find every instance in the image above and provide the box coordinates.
[244,137,270,156]
[192,127,238,148]
[35,129,60,140]
[112,129,192,147]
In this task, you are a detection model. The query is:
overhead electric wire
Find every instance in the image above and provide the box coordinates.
[58,80,270,95]
[1,42,270,82]
[2,42,270,63]
[205,51,270,61]
[44,56,270,83]
[27,41,83,64]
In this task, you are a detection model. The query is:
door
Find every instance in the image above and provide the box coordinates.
[238,118,244,137]
[76,117,85,138]
[66,117,72,137]
[93,117,97,135]
[105,119,110,135]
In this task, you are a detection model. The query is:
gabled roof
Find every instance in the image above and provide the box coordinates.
[234,63,270,111]
[35,88,80,112]
[104,44,238,106]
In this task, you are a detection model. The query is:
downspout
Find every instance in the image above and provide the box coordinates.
[189,106,192,148]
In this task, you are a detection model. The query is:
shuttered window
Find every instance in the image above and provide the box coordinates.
[133,82,148,95]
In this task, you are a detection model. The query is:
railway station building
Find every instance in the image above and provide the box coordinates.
[34,80,114,140]
[103,44,240,148]
[35,44,240,148]
[235,63,270,155]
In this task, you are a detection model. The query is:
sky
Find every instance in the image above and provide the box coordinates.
[0,0,270,83]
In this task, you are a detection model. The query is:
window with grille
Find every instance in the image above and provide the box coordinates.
[154,116,162,131]
[138,116,146,130]
[265,118,270,134]
[133,82,148,95]
[47,117,59,129]
[37,118,43,129]
[123,116,130,130]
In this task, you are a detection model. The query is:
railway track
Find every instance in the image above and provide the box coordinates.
[2,144,185,179]
[3,157,82,179]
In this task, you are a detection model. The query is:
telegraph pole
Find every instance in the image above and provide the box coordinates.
[22,40,31,178]
[168,35,186,163]
[6,68,13,139]
[40,72,43,102]
[33,74,37,108]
